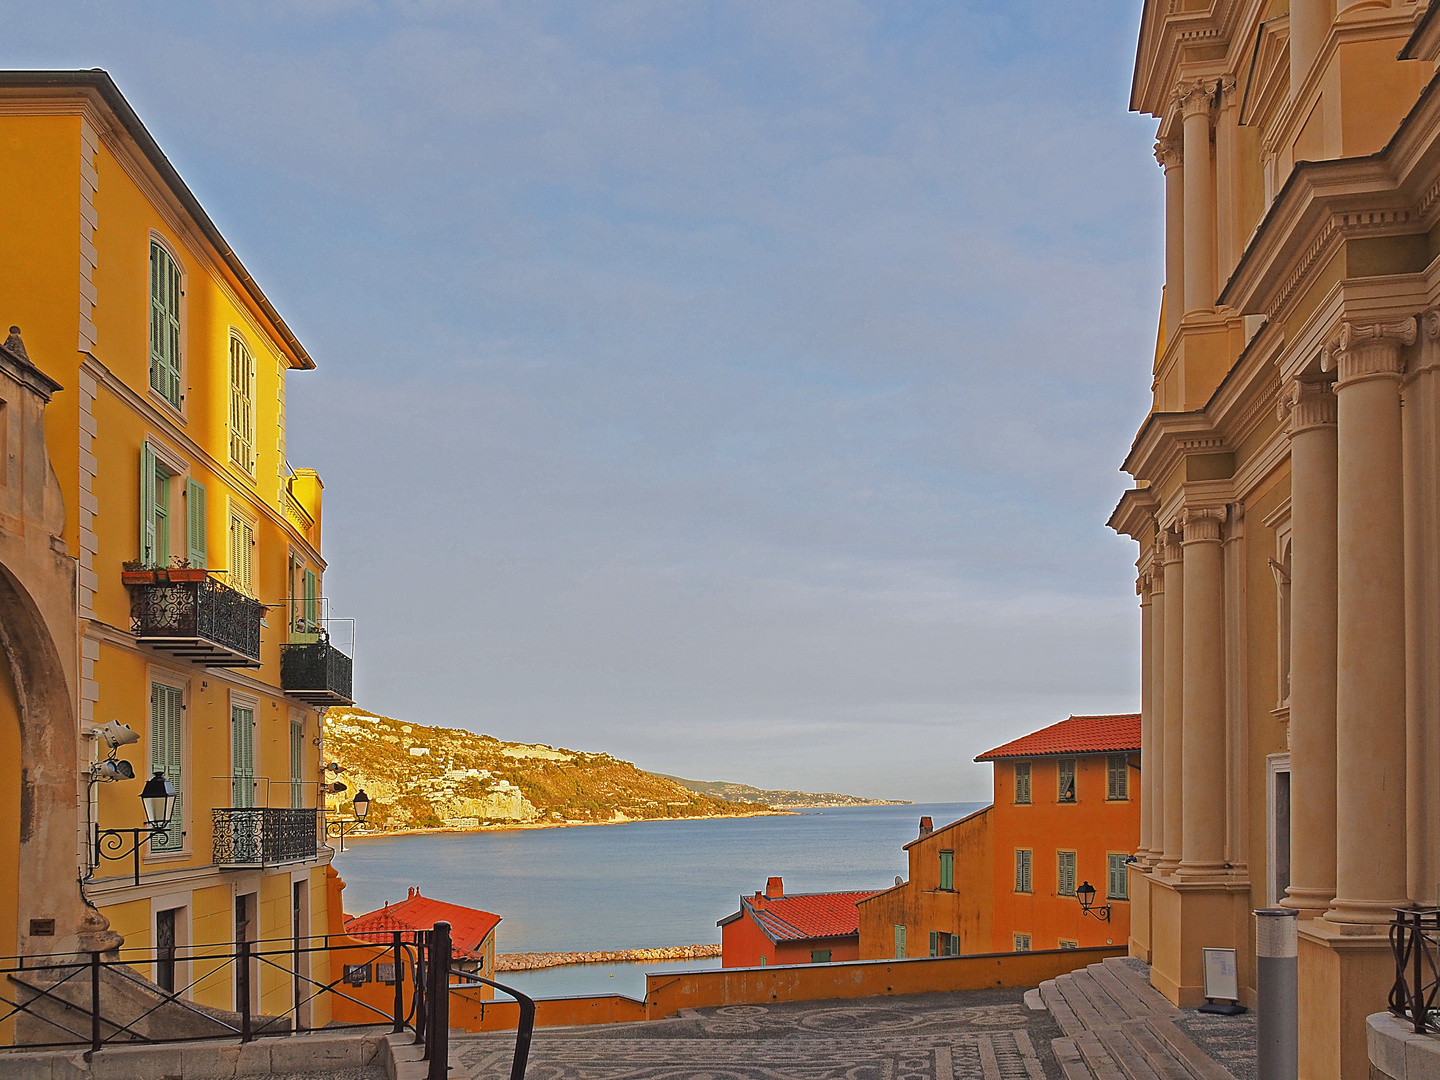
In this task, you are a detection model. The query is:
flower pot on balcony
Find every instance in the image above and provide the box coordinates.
[164,569,208,583]
[122,570,159,585]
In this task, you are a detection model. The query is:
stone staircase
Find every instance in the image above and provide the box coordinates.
[1040,957,1238,1080]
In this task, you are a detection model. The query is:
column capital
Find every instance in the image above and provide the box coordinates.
[1154,137,1183,171]
[1179,507,1225,544]
[1157,531,1184,566]
[1325,317,1416,387]
[1174,79,1217,120]
[1281,377,1337,434]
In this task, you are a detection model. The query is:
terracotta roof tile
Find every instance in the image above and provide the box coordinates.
[345,890,501,961]
[974,713,1141,762]
[740,891,877,943]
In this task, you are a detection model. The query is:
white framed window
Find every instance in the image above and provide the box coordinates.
[150,892,192,999]
[1057,850,1076,896]
[1058,939,1079,950]
[1014,849,1032,894]
[148,237,184,410]
[1013,933,1031,953]
[228,509,257,597]
[1014,762,1031,805]
[229,333,256,474]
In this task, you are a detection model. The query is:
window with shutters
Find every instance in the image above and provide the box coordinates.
[229,334,255,473]
[148,683,184,852]
[185,479,207,569]
[1057,758,1076,803]
[1058,939,1079,950]
[939,849,954,891]
[893,925,906,959]
[290,716,305,809]
[149,241,183,408]
[231,703,256,808]
[1013,933,1031,953]
[1014,762,1031,804]
[1057,850,1077,896]
[810,950,831,964]
[929,932,958,956]
[228,513,257,597]
[1014,849,1032,893]
[1108,755,1129,801]
[1108,853,1129,900]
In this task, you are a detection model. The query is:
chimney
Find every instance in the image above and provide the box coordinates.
[919,817,933,837]
[765,877,784,899]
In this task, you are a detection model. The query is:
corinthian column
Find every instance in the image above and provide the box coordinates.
[1148,554,1167,864]
[1155,138,1185,346]
[1178,82,1217,316]
[1325,317,1415,926]
[1283,377,1338,916]
[1159,534,1185,874]
[1138,571,1154,862]
[1177,507,1227,879]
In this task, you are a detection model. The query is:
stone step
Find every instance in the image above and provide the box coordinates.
[1069,969,1132,1027]
[1053,1037,1097,1080]
[1144,1017,1238,1080]
[1100,957,1179,1017]
[1054,972,1112,1033]
[1094,1024,1164,1080]
[1073,1030,1129,1080]
[1087,962,1157,1019]
[1041,978,1084,1038]
[1121,1018,1200,1080]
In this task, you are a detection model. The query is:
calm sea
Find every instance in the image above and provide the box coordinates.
[332,801,982,998]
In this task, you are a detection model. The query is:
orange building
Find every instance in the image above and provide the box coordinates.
[858,713,1140,958]
[344,886,500,997]
[718,877,877,968]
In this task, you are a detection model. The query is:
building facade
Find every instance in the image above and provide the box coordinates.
[718,878,876,968]
[1110,4,1440,1077]
[858,714,1140,959]
[0,69,353,1025]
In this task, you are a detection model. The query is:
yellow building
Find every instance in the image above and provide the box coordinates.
[1111,4,1440,1078]
[0,69,353,1025]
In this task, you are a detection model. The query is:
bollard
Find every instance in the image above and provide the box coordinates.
[1255,908,1298,1080]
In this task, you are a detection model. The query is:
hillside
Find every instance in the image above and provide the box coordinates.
[651,774,910,809]
[322,709,762,830]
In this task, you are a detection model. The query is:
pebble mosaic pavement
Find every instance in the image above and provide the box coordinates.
[455,990,1070,1080]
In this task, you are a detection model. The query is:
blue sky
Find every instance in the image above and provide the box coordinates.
[11,1,1159,801]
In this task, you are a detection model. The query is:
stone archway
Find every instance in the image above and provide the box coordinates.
[0,328,117,959]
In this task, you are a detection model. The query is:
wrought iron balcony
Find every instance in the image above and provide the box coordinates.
[212,808,320,867]
[280,635,354,705]
[127,573,262,667]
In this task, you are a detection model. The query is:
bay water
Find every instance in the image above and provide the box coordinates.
[332,801,982,999]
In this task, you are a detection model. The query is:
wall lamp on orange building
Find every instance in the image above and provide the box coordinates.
[1075,881,1111,922]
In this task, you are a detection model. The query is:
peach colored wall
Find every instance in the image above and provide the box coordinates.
[990,753,1139,952]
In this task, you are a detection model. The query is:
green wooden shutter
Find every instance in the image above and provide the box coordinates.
[893,925,906,959]
[928,931,938,957]
[141,442,158,566]
[303,570,318,635]
[232,705,255,808]
[149,684,183,852]
[290,718,305,809]
[149,243,182,407]
[186,479,206,568]
[940,850,954,891]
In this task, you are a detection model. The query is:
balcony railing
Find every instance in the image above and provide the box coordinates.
[1390,908,1440,1032]
[127,573,262,667]
[280,636,354,705]
[212,808,320,867]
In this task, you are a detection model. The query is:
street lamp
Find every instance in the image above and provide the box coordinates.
[1076,880,1111,922]
[326,789,371,852]
[93,771,178,886]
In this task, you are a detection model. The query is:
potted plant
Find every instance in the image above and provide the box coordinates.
[164,559,207,583]
[121,560,157,585]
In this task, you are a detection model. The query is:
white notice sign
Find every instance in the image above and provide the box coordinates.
[1202,947,1239,1002]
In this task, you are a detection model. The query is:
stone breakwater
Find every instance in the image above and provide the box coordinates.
[494,944,721,971]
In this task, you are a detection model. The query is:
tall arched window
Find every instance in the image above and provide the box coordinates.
[229,334,255,472]
[149,241,183,407]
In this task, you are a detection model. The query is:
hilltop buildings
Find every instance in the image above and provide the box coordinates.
[1109,2,1440,1076]
[0,69,353,1020]
[858,714,1140,959]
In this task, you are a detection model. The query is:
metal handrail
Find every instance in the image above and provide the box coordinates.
[1390,907,1440,1033]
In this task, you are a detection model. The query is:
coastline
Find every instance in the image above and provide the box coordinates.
[494,944,720,971]
[337,806,797,841]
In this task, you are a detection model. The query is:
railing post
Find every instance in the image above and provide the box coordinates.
[1416,911,1428,1034]
[90,950,102,1055]
[416,931,428,1052]
[428,921,451,1080]
[239,939,252,1043]
[392,931,405,1033]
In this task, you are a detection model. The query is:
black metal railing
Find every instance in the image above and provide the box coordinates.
[280,636,354,705]
[128,575,262,667]
[1390,908,1440,1033]
[212,808,320,866]
[0,921,534,1079]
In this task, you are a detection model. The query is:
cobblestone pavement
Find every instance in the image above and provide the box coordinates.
[456,990,1068,1080]
[1174,1006,1256,1080]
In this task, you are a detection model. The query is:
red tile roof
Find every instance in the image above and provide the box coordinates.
[974,713,1141,762]
[735,891,878,943]
[345,888,501,961]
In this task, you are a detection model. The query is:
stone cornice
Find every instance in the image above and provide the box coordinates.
[1219,66,1440,322]
[1131,0,1248,118]
[1108,486,1161,541]
[1121,409,1221,483]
